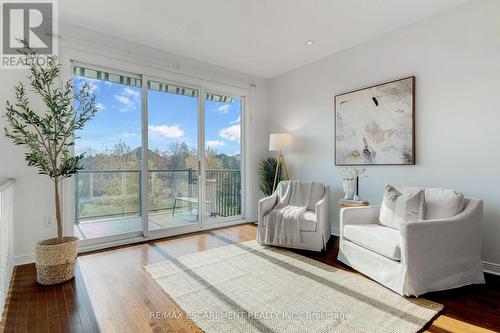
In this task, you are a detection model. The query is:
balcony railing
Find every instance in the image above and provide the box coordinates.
[75,169,241,223]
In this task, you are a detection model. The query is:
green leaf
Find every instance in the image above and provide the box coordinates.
[258,157,283,196]
[3,42,98,181]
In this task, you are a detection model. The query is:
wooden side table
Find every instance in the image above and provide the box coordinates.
[338,200,369,208]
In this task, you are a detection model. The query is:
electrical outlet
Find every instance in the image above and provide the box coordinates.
[44,216,54,227]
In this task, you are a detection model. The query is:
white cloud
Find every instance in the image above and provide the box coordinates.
[219,124,240,142]
[114,95,134,108]
[88,82,98,94]
[120,131,138,139]
[95,103,106,111]
[217,104,231,113]
[230,116,240,124]
[148,125,184,138]
[114,87,140,112]
[206,140,225,148]
[123,87,140,98]
[81,78,99,94]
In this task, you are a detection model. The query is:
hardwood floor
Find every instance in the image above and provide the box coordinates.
[1,223,499,333]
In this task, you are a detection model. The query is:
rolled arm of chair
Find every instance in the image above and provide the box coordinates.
[400,199,484,294]
[315,187,330,242]
[340,205,380,227]
[258,194,278,224]
[338,205,380,251]
[401,199,483,266]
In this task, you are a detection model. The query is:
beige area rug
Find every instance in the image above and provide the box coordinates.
[145,240,442,333]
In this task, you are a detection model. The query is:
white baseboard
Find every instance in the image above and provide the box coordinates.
[14,254,36,266]
[483,261,500,276]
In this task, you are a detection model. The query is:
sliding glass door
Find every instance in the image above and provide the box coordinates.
[73,66,143,240]
[204,94,243,222]
[147,80,200,232]
[72,63,245,245]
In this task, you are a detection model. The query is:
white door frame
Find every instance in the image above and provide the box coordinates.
[140,74,149,237]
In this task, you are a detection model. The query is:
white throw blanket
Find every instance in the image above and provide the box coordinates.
[262,180,312,245]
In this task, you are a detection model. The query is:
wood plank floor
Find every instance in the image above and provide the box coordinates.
[1,223,499,333]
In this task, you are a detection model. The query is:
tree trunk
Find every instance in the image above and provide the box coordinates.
[54,179,63,243]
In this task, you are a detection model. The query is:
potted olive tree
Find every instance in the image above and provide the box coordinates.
[3,44,97,285]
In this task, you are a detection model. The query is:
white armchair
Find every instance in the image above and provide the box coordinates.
[257,181,330,251]
[337,189,485,296]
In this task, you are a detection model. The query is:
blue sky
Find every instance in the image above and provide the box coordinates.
[74,76,241,156]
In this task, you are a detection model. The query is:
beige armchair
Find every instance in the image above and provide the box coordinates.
[257,180,330,251]
[337,187,485,296]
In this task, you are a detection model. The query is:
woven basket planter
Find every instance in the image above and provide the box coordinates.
[35,236,79,285]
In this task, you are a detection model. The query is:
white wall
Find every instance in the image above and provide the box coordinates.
[0,23,269,262]
[268,0,500,269]
[3,0,500,270]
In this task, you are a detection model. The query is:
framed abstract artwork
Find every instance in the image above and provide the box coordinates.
[334,76,415,165]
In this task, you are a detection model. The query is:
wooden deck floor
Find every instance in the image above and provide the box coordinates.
[75,210,198,240]
[1,224,499,332]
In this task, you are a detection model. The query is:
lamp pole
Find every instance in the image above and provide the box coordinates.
[272,150,289,192]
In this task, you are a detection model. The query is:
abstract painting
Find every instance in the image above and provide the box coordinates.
[335,76,415,165]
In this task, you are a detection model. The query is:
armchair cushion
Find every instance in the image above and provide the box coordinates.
[379,185,425,230]
[300,211,317,232]
[261,208,317,232]
[400,187,464,219]
[344,224,401,261]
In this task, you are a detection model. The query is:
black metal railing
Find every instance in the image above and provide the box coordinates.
[206,169,241,217]
[75,169,241,223]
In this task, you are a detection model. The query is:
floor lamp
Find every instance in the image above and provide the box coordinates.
[269,133,292,192]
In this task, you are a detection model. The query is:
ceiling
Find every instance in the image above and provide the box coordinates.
[60,0,469,79]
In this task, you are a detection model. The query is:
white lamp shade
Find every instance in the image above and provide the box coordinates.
[269,133,292,151]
